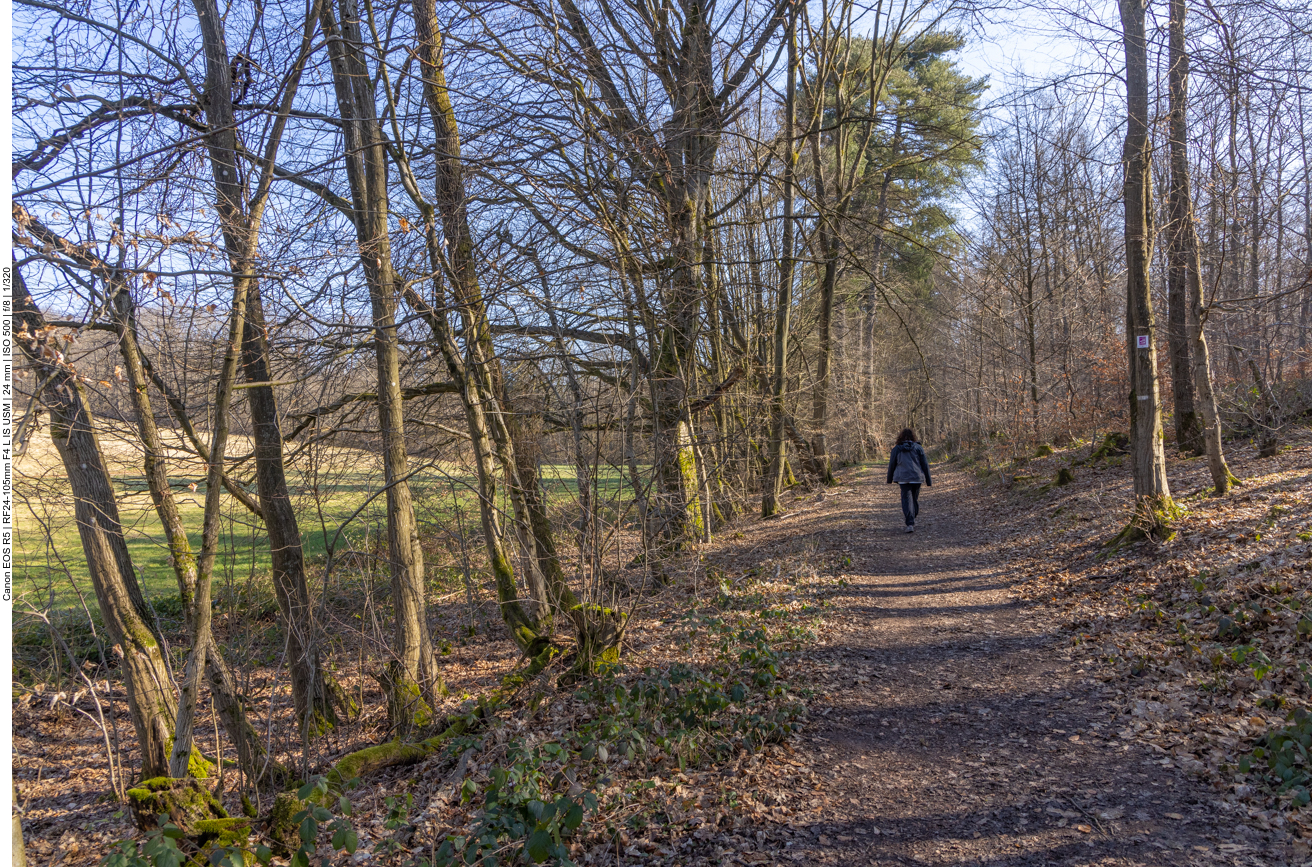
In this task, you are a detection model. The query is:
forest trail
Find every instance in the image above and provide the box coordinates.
[708,466,1289,867]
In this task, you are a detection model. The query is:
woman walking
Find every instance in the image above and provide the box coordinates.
[886,428,932,532]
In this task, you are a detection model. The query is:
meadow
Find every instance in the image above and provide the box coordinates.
[14,427,636,611]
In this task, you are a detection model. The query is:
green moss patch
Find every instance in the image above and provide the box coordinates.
[127,777,227,833]
[193,817,251,848]
[318,717,470,798]
[263,792,305,856]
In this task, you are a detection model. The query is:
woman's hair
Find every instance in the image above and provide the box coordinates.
[896,427,919,445]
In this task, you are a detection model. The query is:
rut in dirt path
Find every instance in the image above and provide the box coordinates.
[709,467,1290,867]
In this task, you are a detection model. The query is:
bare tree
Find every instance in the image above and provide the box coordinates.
[1119,0,1173,532]
[401,0,556,655]
[318,0,442,729]
[186,0,348,743]
[763,5,800,517]
[12,265,180,780]
[1167,0,1235,493]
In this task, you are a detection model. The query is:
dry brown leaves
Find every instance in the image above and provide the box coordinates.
[1002,426,1312,842]
[13,489,849,866]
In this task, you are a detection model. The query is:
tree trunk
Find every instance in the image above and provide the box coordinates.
[320,0,440,727]
[650,177,706,539]
[807,123,839,488]
[763,9,798,518]
[238,285,343,734]
[863,116,904,454]
[1168,0,1234,494]
[170,114,250,778]
[1168,246,1203,453]
[811,251,838,486]
[12,785,25,867]
[703,207,739,523]
[14,271,178,781]
[1119,0,1174,525]
[1248,356,1281,457]
[1025,273,1041,437]
[1298,78,1311,377]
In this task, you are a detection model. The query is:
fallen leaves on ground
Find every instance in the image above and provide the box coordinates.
[1007,426,1312,839]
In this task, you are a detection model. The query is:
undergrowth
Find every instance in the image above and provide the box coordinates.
[100,581,819,866]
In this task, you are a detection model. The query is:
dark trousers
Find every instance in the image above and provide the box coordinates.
[899,483,921,526]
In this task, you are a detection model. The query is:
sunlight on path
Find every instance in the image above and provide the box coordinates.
[753,467,1285,867]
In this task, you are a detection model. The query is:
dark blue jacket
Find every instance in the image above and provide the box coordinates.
[886,441,932,485]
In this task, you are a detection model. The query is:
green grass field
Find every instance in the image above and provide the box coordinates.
[14,431,636,610]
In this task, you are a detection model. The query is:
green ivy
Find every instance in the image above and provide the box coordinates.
[1244,708,1312,807]
[431,741,597,866]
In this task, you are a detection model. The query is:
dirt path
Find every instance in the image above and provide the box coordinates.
[705,466,1290,867]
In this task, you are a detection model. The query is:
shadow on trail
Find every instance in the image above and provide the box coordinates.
[727,803,1210,866]
[682,468,1281,865]
[804,634,1052,672]
[839,572,1008,591]
[837,590,1014,609]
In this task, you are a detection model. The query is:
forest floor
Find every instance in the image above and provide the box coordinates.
[684,458,1300,867]
[14,429,1312,866]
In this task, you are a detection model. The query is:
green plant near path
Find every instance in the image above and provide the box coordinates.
[95,577,819,867]
[101,814,259,867]
[102,777,365,867]
[432,741,597,866]
[566,613,811,771]
[1243,708,1312,807]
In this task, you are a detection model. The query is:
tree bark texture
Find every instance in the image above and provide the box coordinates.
[238,285,341,734]
[1119,0,1172,506]
[1167,0,1234,493]
[14,271,177,780]
[321,0,439,716]
[1165,0,1203,456]
[808,129,839,488]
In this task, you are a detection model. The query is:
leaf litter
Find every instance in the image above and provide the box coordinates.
[14,430,1312,865]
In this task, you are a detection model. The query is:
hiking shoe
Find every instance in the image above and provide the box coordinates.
[906,524,915,533]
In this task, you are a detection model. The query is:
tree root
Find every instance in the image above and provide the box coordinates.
[1105,495,1183,551]
[1211,469,1242,497]
[321,715,471,796]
